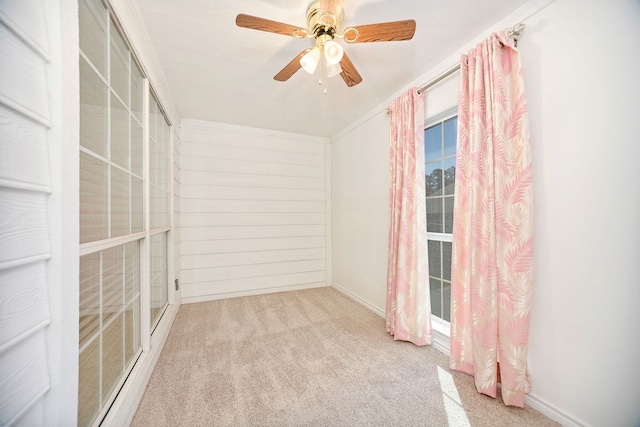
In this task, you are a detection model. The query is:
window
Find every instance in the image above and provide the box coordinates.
[149,95,170,330]
[78,0,172,424]
[425,114,457,323]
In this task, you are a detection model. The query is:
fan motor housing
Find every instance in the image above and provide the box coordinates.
[306,0,344,36]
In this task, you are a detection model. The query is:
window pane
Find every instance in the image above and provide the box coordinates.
[110,22,129,105]
[156,134,165,190]
[110,94,128,169]
[149,184,157,230]
[428,240,441,279]
[102,313,123,403]
[78,338,99,427]
[149,96,157,142]
[102,246,123,326]
[150,99,171,230]
[125,298,140,366]
[150,233,168,328]
[444,117,457,157]
[80,152,108,243]
[425,115,457,324]
[131,176,144,233]
[430,278,442,318]
[160,121,170,192]
[79,252,100,348]
[79,0,107,76]
[425,123,442,162]
[124,241,140,303]
[124,241,140,367]
[443,281,451,322]
[444,156,456,196]
[131,121,142,176]
[111,166,129,237]
[443,241,452,281]
[130,62,143,122]
[445,196,454,234]
[426,197,443,233]
[80,58,107,156]
[425,161,443,197]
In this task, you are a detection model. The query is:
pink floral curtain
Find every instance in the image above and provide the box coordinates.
[386,88,432,347]
[450,32,534,407]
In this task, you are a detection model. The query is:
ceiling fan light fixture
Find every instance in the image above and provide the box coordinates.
[326,62,342,78]
[300,47,321,74]
[323,40,344,65]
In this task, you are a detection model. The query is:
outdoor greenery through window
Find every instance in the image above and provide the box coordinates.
[425,115,457,322]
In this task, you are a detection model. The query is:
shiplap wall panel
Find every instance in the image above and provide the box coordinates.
[0,0,49,56]
[181,143,324,166]
[180,225,325,242]
[0,189,50,267]
[180,236,326,254]
[0,23,49,122]
[181,271,327,299]
[0,1,52,423]
[181,171,325,190]
[181,156,325,178]
[182,257,326,284]
[180,120,329,301]
[0,328,49,425]
[180,212,326,227]
[0,106,50,189]
[182,248,327,269]
[0,262,49,351]
[13,399,44,426]
[180,199,326,214]
[180,127,326,154]
[181,185,326,201]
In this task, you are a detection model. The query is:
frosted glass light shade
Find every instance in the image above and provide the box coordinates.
[300,48,321,74]
[323,40,344,65]
[327,62,342,78]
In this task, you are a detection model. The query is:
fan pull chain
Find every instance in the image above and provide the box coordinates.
[321,48,328,94]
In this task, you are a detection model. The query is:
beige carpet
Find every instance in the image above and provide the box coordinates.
[131,287,557,426]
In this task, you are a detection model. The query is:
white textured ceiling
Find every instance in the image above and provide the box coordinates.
[133,0,528,137]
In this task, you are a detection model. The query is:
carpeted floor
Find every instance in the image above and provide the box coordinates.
[131,287,557,426]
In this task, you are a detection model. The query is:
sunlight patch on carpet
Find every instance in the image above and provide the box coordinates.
[438,366,471,427]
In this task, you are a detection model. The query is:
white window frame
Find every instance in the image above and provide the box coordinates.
[78,0,175,425]
[425,106,458,338]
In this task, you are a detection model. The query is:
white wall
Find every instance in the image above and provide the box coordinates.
[179,119,330,303]
[0,0,74,424]
[331,110,390,314]
[330,0,640,426]
[522,1,640,425]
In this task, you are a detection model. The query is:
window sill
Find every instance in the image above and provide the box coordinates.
[431,317,451,356]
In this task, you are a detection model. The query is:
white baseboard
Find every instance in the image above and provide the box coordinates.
[100,302,180,427]
[525,392,586,427]
[181,282,329,305]
[331,282,385,318]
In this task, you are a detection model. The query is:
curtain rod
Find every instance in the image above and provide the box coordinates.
[416,23,526,95]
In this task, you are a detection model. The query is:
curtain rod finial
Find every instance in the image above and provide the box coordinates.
[508,23,525,39]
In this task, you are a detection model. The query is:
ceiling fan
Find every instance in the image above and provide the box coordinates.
[235,0,416,88]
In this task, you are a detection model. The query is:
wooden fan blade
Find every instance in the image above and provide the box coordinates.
[345,19,416,43]
[339,52,362,87]
[274,49,310,81]
[320,0,344,17]
[236,14,305,37]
